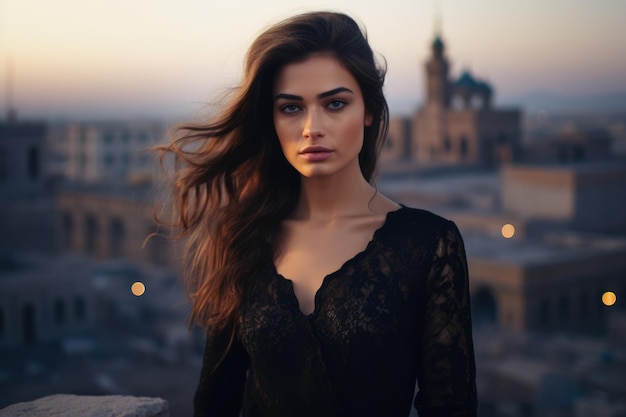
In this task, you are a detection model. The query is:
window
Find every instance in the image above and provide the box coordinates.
[104,154,115,167]
[23,304,36,343]
[74,296,86,321]
[138,132,149,143]
[452,95,464,110]
[538,299,551,327]
[62,212,73,249]
[109,218,125,258]
[103,131,114,144]
[85,214,99,254]
[79,152,87,176]
[121,154,130,168]
[443,136,451,153]
[0,147,8,181]
[471,95,484,110]
[27,147,39,180]
[0,307,5,337]
[460,136,469,158]
[557,295,570,325]
[573,146,585,161]
[54,299,66,325]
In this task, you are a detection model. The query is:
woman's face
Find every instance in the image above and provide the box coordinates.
[272,54,372,179]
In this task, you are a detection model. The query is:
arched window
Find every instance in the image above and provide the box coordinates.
[61,212,74,250]
[443,136,451,153]
[471,287,498,326]
[85,215,98,255]
[470,95,484,110]
[460,136,469,159]
[147,227,168,266]
[109,217,125,258]
[23,304,36,343]
[452,95,464,110]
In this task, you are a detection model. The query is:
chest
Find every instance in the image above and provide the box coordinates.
[240,243,426,353]
[274,216,387,315]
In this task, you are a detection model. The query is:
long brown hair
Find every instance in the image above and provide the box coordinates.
[158,11,389,334]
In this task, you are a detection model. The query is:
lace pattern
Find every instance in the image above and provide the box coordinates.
[194,207,477,417]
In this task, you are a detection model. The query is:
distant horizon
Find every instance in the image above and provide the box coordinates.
[2,1,625,121]
[4,88,626,123]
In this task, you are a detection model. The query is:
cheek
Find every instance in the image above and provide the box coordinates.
[274,123,296,160]
[341,117,366,145]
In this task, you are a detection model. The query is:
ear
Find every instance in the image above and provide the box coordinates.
[365,112,373,127]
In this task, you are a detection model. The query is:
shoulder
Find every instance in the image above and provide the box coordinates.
[390,205,457,236]
[388,205,466,258]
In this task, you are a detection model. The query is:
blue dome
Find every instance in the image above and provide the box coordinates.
[453,71,492,93]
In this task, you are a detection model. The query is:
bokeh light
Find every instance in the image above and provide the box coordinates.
[501,224,515,239]
[602,291,616,306]
[131,281,146,297]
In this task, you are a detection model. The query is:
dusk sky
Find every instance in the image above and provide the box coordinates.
[1,0,625,119]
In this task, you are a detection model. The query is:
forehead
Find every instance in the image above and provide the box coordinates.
[273,54,360,95]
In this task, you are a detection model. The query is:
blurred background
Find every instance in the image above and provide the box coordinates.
[1,1,625,416]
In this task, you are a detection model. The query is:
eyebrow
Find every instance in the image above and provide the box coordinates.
[273,87,354,101]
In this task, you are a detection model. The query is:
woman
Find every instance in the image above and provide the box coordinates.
[161,11,477,417]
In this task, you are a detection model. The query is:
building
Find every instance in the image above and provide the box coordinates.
[382,33,521,169]
[522,128,614,164]
[0,119,57,254]
[58,120,166,184]
[0,254,95,348]
[0,120,47,199]
[55,182,178,268]
[502,163,626,235]
[381,161,626,333]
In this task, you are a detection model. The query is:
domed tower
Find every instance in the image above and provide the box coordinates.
[425,35,450,109]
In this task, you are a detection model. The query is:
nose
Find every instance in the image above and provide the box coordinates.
[302,108,324,139]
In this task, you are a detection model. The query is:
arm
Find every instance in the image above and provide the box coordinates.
[414,221,477,417]
[194,324,250,417]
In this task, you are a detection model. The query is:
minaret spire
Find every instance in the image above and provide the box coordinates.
[434,1,443,38]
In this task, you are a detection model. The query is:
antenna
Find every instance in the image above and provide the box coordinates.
[434,0,443,36]
[5,56,17,122]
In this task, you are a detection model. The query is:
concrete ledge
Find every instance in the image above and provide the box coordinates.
[0,394,169,417]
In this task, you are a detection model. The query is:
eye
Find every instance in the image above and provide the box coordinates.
[327,100,346,111]
[280,104,301,114]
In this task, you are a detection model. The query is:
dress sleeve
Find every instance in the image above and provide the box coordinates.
[194,324,250,417]
[414,220,477,417]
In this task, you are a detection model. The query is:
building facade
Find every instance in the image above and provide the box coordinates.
[60,120,166,184]
[383,34,521,168]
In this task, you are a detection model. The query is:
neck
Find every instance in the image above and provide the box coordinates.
[293,164,377,221]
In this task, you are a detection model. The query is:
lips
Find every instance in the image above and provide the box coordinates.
[299,146,333,161]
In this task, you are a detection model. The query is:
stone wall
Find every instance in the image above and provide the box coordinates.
[0,394,169,417]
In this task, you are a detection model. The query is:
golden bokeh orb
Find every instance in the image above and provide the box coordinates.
[131,281,146,297]
[501,224,515,239]
[602,291,616,307]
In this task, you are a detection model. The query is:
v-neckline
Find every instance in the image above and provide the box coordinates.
[272,205,405,319]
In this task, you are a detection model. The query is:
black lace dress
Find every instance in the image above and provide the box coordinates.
[194,206,477,417]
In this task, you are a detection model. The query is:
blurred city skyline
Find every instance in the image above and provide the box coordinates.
[1,0,626,120]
